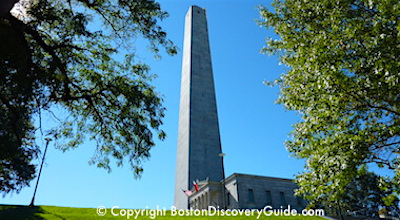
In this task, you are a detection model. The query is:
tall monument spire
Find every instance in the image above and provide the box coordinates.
[174,6,224,209]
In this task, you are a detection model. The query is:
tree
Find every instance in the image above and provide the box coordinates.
[343,170,400,217]
[316,168,398,218]
[342,171,384,217]
[259,0,400,206]
[0,0,176,196]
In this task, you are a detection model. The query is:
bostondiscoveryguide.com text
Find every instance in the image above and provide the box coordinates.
[96,205,325,219]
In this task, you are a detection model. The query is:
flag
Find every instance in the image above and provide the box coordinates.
[182,189,192,196]
[193,181,199,192]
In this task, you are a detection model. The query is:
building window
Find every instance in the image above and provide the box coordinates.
[265,191,272,205]
[248,189,254,203]
[226,192,230,206]
[297,196,303,206]
[280,192,287,206]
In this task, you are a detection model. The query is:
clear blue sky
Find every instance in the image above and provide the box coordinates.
[1,0,305,209]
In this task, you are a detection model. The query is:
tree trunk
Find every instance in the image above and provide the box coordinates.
[337,203,344,220]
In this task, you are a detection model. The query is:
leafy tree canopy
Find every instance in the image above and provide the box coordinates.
[0,0,176,196]
[316,167,399,218]
[259,0,400,205]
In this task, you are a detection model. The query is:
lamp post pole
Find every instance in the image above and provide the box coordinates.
[219,153,226,210]
[30,138,51,206]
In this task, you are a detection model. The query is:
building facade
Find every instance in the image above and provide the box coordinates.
[189,173,307,210]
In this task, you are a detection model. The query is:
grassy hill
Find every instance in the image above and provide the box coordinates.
[0,205,325,220]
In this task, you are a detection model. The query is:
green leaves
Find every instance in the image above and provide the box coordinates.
[260,0,400,212]
[1,0,176,195]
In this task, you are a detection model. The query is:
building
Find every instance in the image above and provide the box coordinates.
[189,173,306,210]
[174,5,307,211]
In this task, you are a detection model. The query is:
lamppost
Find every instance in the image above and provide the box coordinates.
[219,153,226,210]
[30,138,51,206]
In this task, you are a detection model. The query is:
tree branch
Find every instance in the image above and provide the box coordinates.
[8,15,72,101]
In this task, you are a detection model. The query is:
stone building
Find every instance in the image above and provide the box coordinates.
[174,5,307,210]
[189,173,306,210]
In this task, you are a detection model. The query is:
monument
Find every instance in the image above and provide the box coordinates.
[174,6,224,209]
[174,6,307,210]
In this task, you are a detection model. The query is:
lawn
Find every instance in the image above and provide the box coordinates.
[0,205,326,220]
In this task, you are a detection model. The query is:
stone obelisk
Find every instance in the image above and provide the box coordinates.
[174,6,224,209]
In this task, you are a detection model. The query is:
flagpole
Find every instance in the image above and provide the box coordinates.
[219,153,226,210]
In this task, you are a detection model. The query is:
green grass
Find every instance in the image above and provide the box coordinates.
[0,205,325,220]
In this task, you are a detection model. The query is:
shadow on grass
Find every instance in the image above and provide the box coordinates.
[0,205,65,220]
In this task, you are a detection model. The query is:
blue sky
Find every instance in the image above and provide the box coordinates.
[1,0,305,209]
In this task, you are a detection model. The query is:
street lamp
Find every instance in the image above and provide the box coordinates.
[219,153,226,210]
[30,138,51,206]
